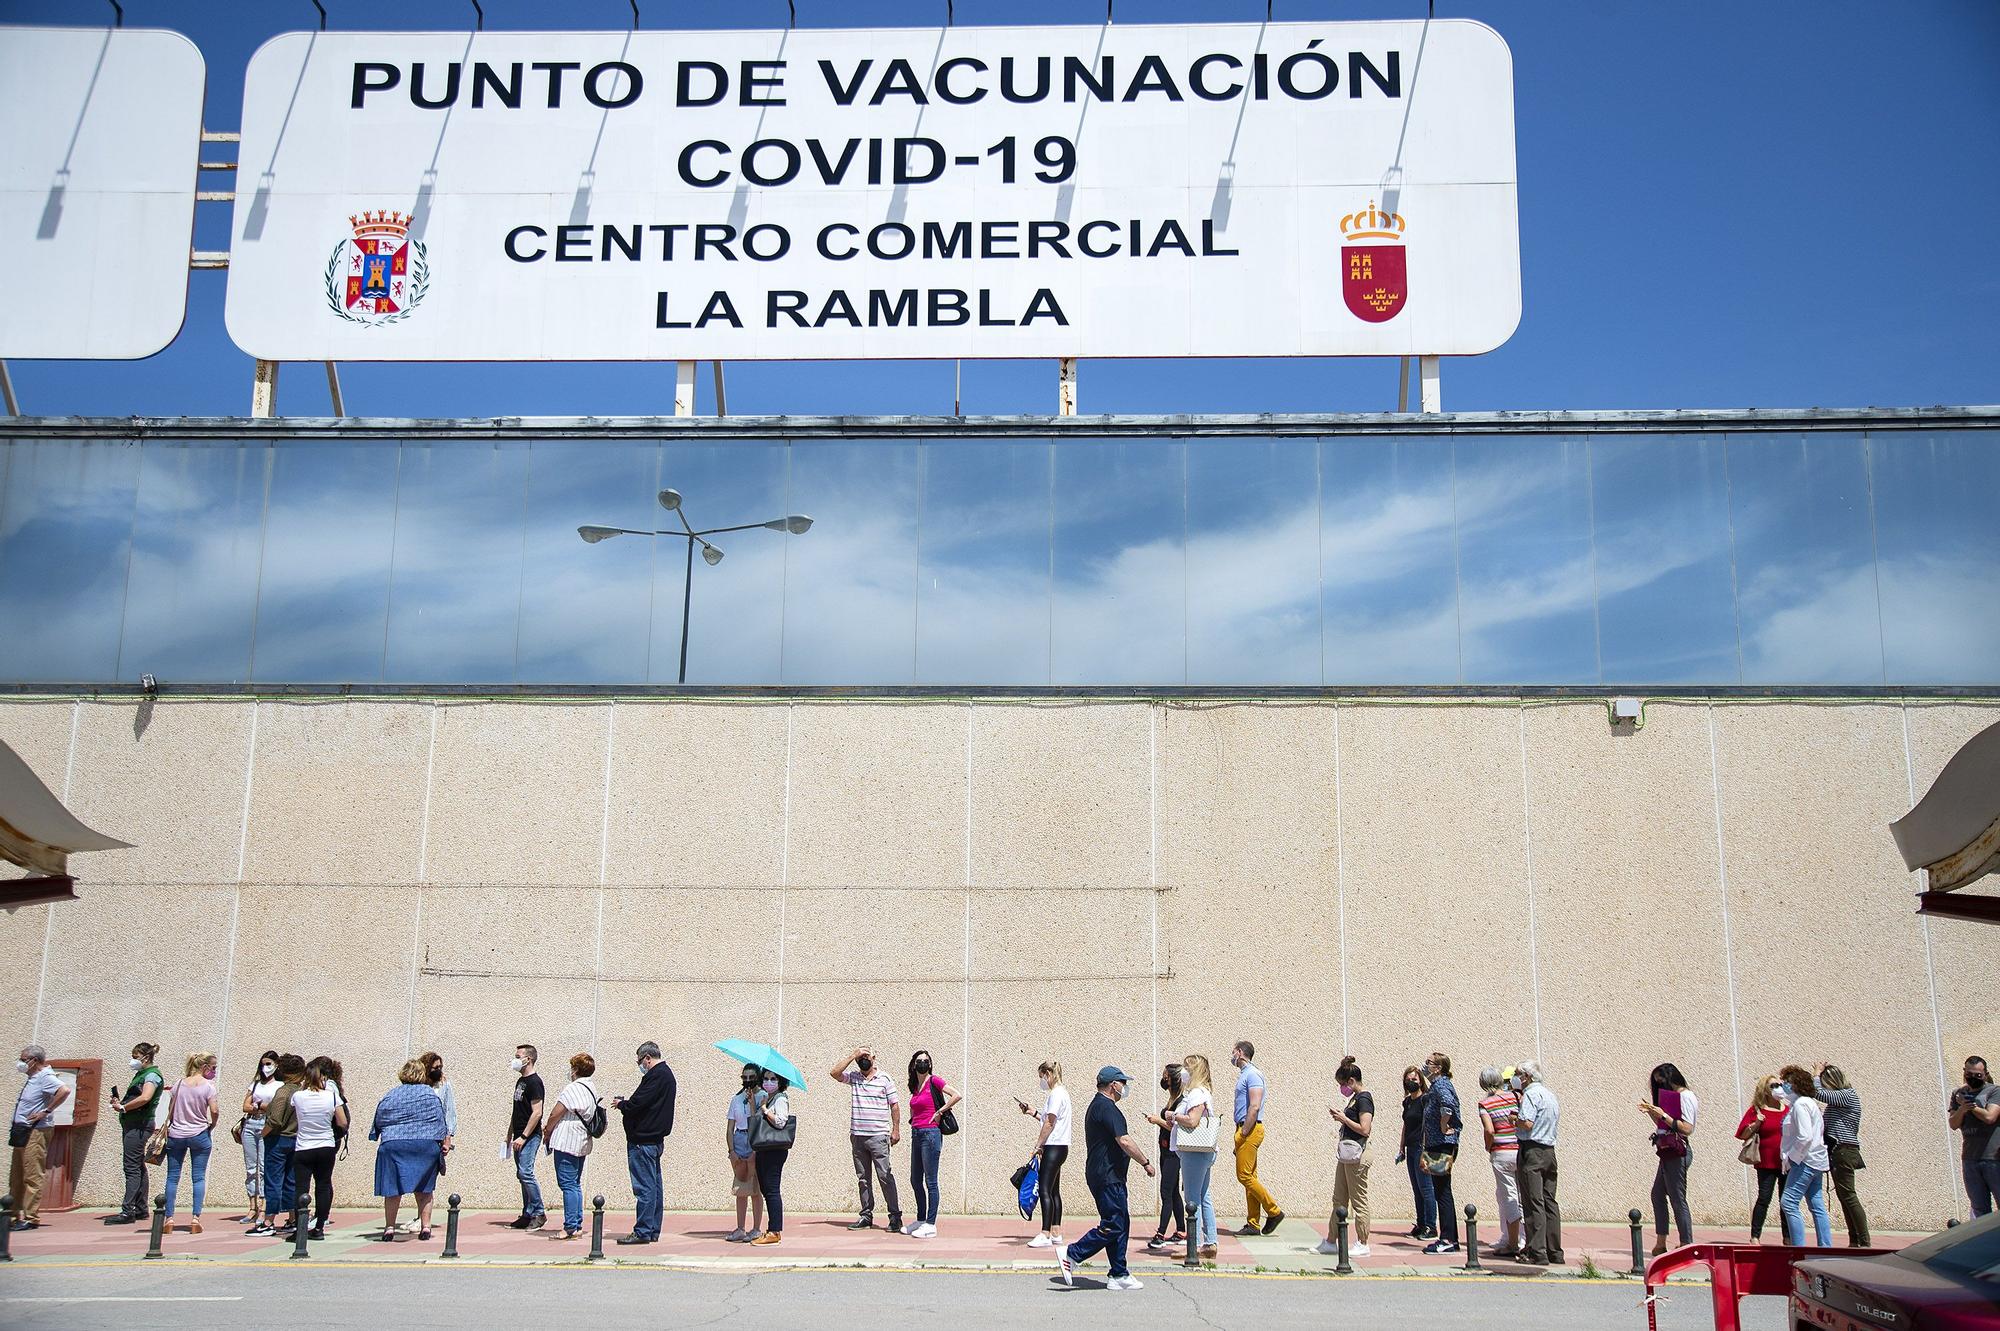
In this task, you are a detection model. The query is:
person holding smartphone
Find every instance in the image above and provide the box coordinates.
[1019,1059,1071,1250]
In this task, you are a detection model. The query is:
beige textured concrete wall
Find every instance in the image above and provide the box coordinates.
[2,695,1993,1233]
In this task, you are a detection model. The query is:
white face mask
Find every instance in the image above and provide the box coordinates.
[511,1058,525,1072]
[1177,1068,1190,1088]
[261,1063,275,1078]
[15,1061,28,1075]
[129,1057,143,1069]
[1039,1075,1051,1091]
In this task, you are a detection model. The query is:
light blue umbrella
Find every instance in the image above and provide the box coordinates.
[713,1038,805,1091]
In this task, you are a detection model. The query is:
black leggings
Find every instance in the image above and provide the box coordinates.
[756,1148,788,1233]
[1156,1145,1185,1234]
[1039,1145,1068,1229]
[292,1146,335,1229]
[1749,1165,1784,1239]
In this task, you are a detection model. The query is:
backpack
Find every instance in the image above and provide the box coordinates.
[582,1086,607,1139]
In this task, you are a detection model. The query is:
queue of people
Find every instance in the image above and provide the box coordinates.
[8,1037,1994,1253]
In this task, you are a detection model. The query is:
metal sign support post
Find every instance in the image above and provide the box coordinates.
[1397,357,1410,412]
[324,362,345,416]
[1058,357,1077,416]
[710,361,727,417]
[674,361,697,416]
[0,361,18,416]
[1419,354,1442,412]
[251,359,279,418]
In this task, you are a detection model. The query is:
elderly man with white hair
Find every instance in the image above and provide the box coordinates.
[11,1044,70,1231]
[1512,1060,1562,1266]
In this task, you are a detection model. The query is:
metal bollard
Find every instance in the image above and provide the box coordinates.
[1627,1207,1645,1275]
[1184,1207,1198,1267]
[291,1199,311,1260]
[441,1194,461,1258]
[0,1194,13,1262]
[144,1193,168,1260]
[589,1195,605,1261]
[1333,1205,1352,1275]
[1463,1204,1481,1270]
[1946,1218,1959,1229]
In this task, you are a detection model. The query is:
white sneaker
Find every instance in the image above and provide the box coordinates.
[1108,1275,1143,1291]
[915,1223,937,1238]
[1350,1243,1370,1257]
[1058,1245,1074,1286]
[1028,1233,1054,1248]
[1315,1239,1341,1255]
[903,1220,920,1235]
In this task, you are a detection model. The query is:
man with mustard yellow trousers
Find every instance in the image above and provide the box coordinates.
[1229,1041,1285,1235]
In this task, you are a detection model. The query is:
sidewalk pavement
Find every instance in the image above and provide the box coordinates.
[3,1207,1916,1275]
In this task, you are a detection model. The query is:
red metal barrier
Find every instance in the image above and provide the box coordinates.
[1642,1243,1891,1331]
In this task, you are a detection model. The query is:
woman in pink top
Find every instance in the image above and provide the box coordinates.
[162,1051,222,1233]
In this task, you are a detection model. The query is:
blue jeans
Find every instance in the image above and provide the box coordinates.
[1964,1158,2000,1219]
[1178,1149,1218,1246]
[162,1131,212,1218]
[1066,1180,1131,1279]
[628,1142,663,1238]
[1782,1163,1832,1246]
[553,1149,585,1233]
[515,1133,545,1217]
[1406,1149,1436,1234]
[910,1127,942,1224]
[263,1135,295,1216]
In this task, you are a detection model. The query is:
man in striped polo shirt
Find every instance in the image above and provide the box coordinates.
[831,1046,904,1232]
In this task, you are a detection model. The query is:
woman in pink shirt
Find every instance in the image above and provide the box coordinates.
[162,1052,222,1233]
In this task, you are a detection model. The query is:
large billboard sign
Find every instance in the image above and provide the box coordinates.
[226,22,1518,362]
[0,27,205,360]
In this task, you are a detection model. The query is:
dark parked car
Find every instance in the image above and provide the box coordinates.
[1792,1212,2000,1330]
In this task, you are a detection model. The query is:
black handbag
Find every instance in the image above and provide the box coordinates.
[931,1077,959,1137]
[749,1098,796,1151]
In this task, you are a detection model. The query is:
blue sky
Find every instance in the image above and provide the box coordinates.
[3,0,1997,418]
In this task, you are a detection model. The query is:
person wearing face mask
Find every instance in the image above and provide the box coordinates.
[368,1059,448,1242]
[1395,1065,1432,1240]
[250,1054,305,1238]
[1640,1063,1697,1254]
[1735,1073,1787,1241]
[1418,1052,1463,1255]
[1948,1055,2000,1218]
[1318,1056,1374,1258]
[830,1045,903,1234]
[1812,1063,1867,1246]
[160,1052,222,1234]
[106,1042,164,1225]
[1777,1064,1831,1246]
[506,1044,547,1230]
[237,1051,281,1227]
[905,1050,960,1239]
[610,1040,677,1246]
[1056,1067,1155,1291]
[1167,1053,1220,1263]
[749,1072,794,1246]
[1018,1059,1071,1249]
[1140,1062,1187,1251]
[721,1063,765,1242]
[1229,1041,1285,1236]
[1514,1060,1562,1267]
[10,1044,70,1231]
[1476,1065,1522,1259]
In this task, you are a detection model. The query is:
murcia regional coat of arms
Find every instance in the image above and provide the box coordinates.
[325,210,428,326]
[1340,201,1407,324]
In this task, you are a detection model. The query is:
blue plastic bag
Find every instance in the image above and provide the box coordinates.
[1015,1155,1040,1220]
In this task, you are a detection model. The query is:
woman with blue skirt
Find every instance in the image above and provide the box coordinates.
[370,1059,449,1241]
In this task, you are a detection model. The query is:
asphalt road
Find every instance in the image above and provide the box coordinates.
[0,1264,1792,1330]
